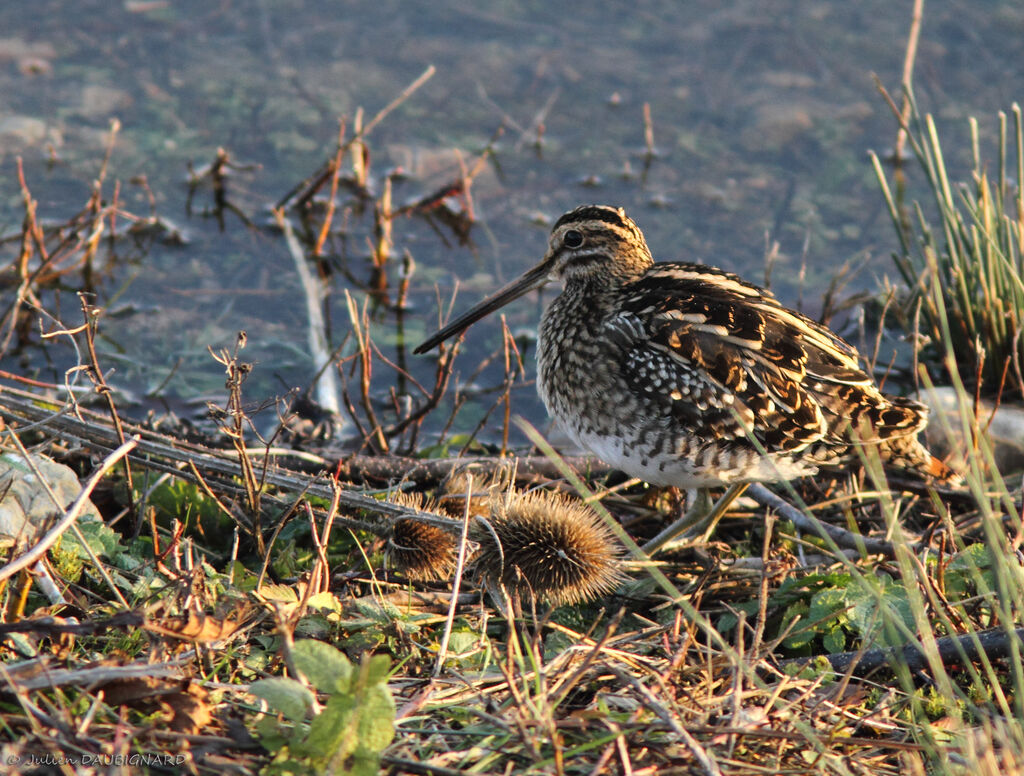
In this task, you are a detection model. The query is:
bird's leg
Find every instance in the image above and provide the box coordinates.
[641,482,751,555]
[687,482,751,544]
[685,487,711,515]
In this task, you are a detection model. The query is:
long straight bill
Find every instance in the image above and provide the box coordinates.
[414,261,551,354]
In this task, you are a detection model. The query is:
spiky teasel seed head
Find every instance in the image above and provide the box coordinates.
[437,461,516,519]
[472,490,624,606]
[385,492,460,582]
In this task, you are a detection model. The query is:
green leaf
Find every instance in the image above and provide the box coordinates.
[249,677,315,722]
[809,587,848,628]
[304,694,357,761]
[445,630,483,666]
[230,561,260,592]
[717,613,738,634]
[946,544,998,595]
[65,520,124,559]
[6,632,37,658]
[259,584,300,604]
[781,601,812,650]
[948,543,993,571]
[263,754,311,776]
[147,479,224,529]
[352,598,397,623]
[822,626,846,654]
[343,754,382,776]
[355,684,395,752]
[362,654,392,687]
[252,714,288,749]
[848,580,914,647]
[306,591,342,613]
[293,639,353,694]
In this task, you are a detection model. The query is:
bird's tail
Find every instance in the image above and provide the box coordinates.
[882,435,962,487]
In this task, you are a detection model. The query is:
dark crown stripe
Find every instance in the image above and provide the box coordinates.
[554,205,627,231]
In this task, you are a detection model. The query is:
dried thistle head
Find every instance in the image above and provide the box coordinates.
[437,461,516,519]
[385,492,459,582]
[472,490,624,606]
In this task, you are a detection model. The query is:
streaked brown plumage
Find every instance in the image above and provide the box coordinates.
[416,205,958,489]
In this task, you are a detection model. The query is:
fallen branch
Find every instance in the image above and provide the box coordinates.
[748,483,919,559]
[779,625,1024,676]
[0,386,432,524]
[0,610,144,638]
[0,386,512,538]
[0,652,192,693]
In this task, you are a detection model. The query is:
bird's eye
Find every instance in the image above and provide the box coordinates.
[563,229,584,248]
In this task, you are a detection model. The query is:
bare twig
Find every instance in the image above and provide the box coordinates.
[361,65,436,140]
[894,0,925,164]
[277,65,435,210]
[434,475,476,676]
[642,102,656,158]
[77,295,136,525]
[342,291,388,453]
[276,208,341,414]
[208,333,266,554]
[313,121,347,257]
[514,88,560,152]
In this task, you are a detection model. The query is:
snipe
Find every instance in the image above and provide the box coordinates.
[416,205,958,501]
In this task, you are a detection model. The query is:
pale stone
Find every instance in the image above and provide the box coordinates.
[741,102,814,151]
[76,84,134,117]
[0,115,48,148]
[916,387,1024,476]
[0,38,57,62]
[0,452,101,542]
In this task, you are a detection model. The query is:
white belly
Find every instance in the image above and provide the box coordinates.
[569,427,819,488]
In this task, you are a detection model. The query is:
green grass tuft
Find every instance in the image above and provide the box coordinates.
[872,90,1024,396]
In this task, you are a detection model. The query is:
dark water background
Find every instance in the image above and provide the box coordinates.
[2,0,1022,446]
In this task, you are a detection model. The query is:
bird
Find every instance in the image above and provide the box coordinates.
[415,204,958,516]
